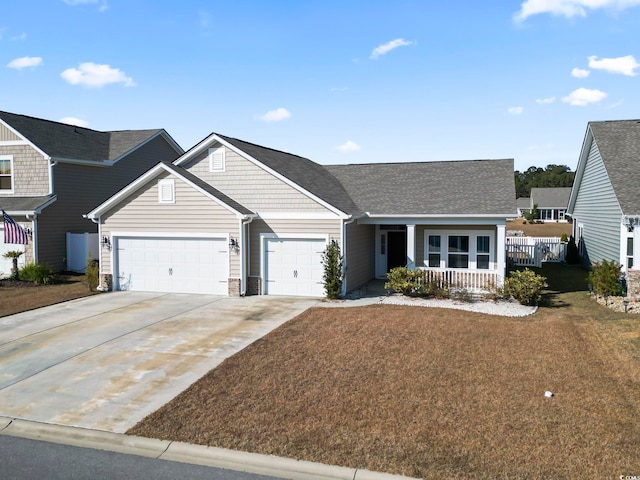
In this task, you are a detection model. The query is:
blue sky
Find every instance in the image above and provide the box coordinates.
[2,1,640,171]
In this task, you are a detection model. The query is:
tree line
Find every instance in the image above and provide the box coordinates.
[514,164,575,198]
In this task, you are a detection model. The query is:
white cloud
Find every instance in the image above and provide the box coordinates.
[370,38,413,59]
[562,87,607,106]
[571,67,590,78]
[256,107,291,122]
[61,62,135,88]
[59,116,89,128]
[7,56,43,70]
[336,141,361,153]
[11,33,27,41]
[63,0,108,12]
[588,55,640,76]
[514,0,640,21]
[508,106,524,115]
[536,96,556,104]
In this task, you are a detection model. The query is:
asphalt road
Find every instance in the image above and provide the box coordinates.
[0,435,283,480]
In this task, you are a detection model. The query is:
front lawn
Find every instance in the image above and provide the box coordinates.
[128,264,640,479]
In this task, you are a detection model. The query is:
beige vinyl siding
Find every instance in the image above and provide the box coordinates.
[37,135,180,270]
[184,145,333,213]
[0,124,21,142]
[0,145,49,196]
[248,218,341,277]
[344,222,375,291]
[101,172,240,277]
[572,141,623,265]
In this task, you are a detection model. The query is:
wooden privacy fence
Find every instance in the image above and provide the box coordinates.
[506,236,566,268]
[418,268,500,292]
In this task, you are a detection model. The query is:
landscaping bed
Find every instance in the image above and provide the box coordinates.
[128,264,640,479]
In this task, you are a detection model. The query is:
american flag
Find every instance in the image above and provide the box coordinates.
[2,210,28,245]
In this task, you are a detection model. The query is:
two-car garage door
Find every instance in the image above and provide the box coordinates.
[115,237,228,295]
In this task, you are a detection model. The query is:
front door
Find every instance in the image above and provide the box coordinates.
[387,231,407,271]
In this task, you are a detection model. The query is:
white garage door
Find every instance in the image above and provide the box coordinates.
[265,238,325,297]
[0,229,25,276]
[115,237,228,295]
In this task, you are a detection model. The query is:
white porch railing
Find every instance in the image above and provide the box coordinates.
[506,236,566,267]
[417,267,501,292]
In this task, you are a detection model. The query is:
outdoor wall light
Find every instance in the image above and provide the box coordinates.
[229,237,239,252]
[24,227,33,239]
[604,295,609,306]
[101,236,111,249]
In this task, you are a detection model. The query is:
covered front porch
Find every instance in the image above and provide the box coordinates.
[366,218,507,292]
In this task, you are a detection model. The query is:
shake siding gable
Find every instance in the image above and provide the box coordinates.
[101,172,241,277]
[0,123,21,142]
[183,146,335,214]
[572,141,622,264]
[0,144,49,196]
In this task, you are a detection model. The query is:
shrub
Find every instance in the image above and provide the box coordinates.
[19,262,56,285]
[86,257,100,292]
[503,268,548,305]
[321,240,343,299]
[385,266,421,295]
[560,233,569,243]
[588,260,622,296]
[565,235,580,264]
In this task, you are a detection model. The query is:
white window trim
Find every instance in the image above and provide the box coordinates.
[208,147,226,172]
[158,178,175,204]
[0,155,15,194]
[423,229,496,270]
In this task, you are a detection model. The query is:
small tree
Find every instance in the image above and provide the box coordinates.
[588,260,622,296]
[565,235,580,264]
[3,250,24,280]
[321,240,343,299]
[523,204,539,223]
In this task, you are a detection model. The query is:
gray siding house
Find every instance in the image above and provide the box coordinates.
[567,120,640,275]
[87,133,516,297]
[0,111,183,273]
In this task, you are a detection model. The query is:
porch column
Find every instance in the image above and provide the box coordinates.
[497,224,506,285]
[406,225,416,269]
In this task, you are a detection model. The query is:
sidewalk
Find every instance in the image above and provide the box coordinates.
[0,416,418,480]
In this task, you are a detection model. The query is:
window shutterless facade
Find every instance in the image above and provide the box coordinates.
[424,230,494,270]
[0,156,13,192]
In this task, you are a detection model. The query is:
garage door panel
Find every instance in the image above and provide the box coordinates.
[265,238,325,297]
[116,237,228,295]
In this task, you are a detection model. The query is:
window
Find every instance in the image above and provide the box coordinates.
[158,179,175,203]
[627,236,634,270]
[208,147,225,172]
[428,235,441,267]
[448,235,469,268]
[423,230,494,270]
[477,236,490,269]
[0,156,13,192]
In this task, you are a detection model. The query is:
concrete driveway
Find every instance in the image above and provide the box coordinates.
[0,292,318,433]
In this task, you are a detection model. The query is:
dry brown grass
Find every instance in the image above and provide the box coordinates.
[128,264,640,479]
[0,273,96,317]
[507,220,572,237]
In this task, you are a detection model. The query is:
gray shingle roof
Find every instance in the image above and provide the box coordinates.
[589,120,640,214]
[0,196,55,213]
[0,111,163,162]
[216,135,360,215]
[516,197,531,209]
[161,162,254,216]
[530,187,571,209]
[325,159,516,216]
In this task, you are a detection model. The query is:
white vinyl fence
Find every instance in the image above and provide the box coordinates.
[506,236,566,268]
[66,232,99,273]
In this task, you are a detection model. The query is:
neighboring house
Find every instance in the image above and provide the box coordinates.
[86,133,515,297]
[567,120,640,280]
[0,111,183,274]
[517,187,571,222]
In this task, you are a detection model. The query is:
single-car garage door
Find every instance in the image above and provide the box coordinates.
[264,238,325,297]
[115,237,228,295]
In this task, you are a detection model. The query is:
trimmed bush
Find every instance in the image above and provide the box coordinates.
[321,240,343,299]
[588,260,622,296]
[19,262,56,285]
[385,267,450,298]
[86,257,100,292]
[503,268,548,305]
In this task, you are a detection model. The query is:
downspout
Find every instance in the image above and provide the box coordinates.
[25,214,38,264]
[240,216,254,296]
[341,216,357,297]
[86,215,105,291]
[48,157,58,195]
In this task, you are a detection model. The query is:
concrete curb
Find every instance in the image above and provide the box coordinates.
[0,416,418,480]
